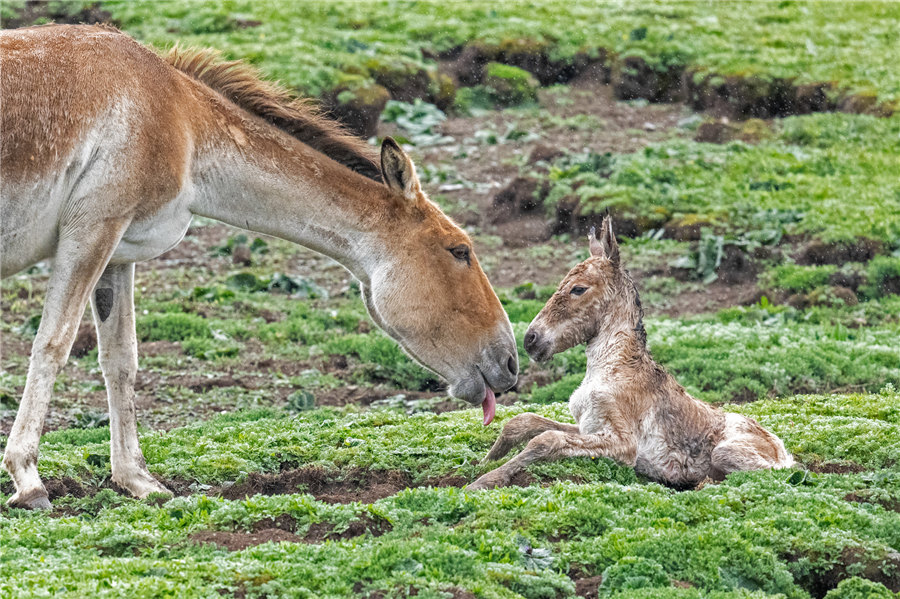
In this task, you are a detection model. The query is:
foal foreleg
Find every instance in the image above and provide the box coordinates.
[468,430,636,491]
[3,220,129,509]
[482,413,580,463]
[91,263,169,498]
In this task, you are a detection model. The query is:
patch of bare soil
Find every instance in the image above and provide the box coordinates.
[412,80,690,240]
[217,466,535,504]
[69,323,97,358]
[795,238,885,266]
[219,467,420,504]
[573,575,603,599]
[844,491,900,513]
[567,564,603,599]
[315,386,440,408]
[189,528,302,551]
[658,280,763,318]
[354,584,476,599]
[43,476,89,500]
[0,474,132,513]
[384,80,712,298]
[303,514,392,542]
[804,461,868,475]
[788,545,900,596]
[191,511,391,547]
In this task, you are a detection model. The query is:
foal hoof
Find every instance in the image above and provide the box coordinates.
[7,489,51,510]
[467,473,507,492]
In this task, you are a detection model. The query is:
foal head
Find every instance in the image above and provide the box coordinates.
[361,139,517,421]
[524,217,643,361]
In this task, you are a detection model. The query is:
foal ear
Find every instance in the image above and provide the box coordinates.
[380,137,422,202]
[588,217,620,264]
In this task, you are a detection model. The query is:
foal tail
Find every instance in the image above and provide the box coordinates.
[165,45,383,182]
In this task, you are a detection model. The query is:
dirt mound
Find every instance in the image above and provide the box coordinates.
[796,239,884,266]
[490,177,550,224]
[804,461,867,474]
[844,491,900,513]
[442,41,601,88]
[190,511,390,551]
[303,513,392,542]
[70,323,97,358]
[44,476,88,499]
[218,466,418,504]
[716,245,758,285]
[190,528,301,551]
[321,83,390,138]
[573,575,603,599]
[613,57,684,103]
[788,545,900,596]
[1,1,116,29]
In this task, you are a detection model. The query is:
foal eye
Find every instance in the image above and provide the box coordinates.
[570,286,588,296]
[449,245,471,265]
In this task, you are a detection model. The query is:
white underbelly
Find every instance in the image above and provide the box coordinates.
[111,190,194,264]
[0,181,65,278]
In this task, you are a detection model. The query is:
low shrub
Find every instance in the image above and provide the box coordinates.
[765,264,839,294]
[136,313,210,342]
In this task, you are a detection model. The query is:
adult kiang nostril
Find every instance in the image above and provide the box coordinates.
[507,355,517,376]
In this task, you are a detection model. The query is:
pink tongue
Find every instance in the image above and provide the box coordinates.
[482,386,496,426]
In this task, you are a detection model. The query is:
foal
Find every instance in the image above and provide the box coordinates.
[469,217,793,490]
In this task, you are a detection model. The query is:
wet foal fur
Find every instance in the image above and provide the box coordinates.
[469,217,793,491]
[1,25,517,509]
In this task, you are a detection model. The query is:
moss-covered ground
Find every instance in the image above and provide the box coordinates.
[2,2,900,598]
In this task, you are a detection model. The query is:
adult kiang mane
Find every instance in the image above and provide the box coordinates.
[165,45,382,182]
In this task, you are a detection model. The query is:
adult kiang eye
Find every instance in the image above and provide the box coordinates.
[449,245,470,265]
[570,286,588,296]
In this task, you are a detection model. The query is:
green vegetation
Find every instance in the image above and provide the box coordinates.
[825,578,897,599]
[534,113,900,246]
[4,390,898,499]
[862,256,900,299]
[92,274,900,403]
[3,3,900,597]
[137,312,212,342]
[381,99,453,146]
[483,63,540,106]
[765,264,838,294]
[41,0,899,108]
[2,393,899,598]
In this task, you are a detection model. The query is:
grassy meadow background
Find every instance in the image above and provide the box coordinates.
[1,1,899,598]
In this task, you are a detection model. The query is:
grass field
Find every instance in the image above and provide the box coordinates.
[3,393,900,598]
[100,0,900,105]
[2,2,900,598]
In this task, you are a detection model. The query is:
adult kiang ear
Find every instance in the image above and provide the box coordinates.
[380,137,422,202]
[588,216,620,265]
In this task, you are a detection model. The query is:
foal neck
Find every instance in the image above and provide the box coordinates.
[584,284,648,377]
